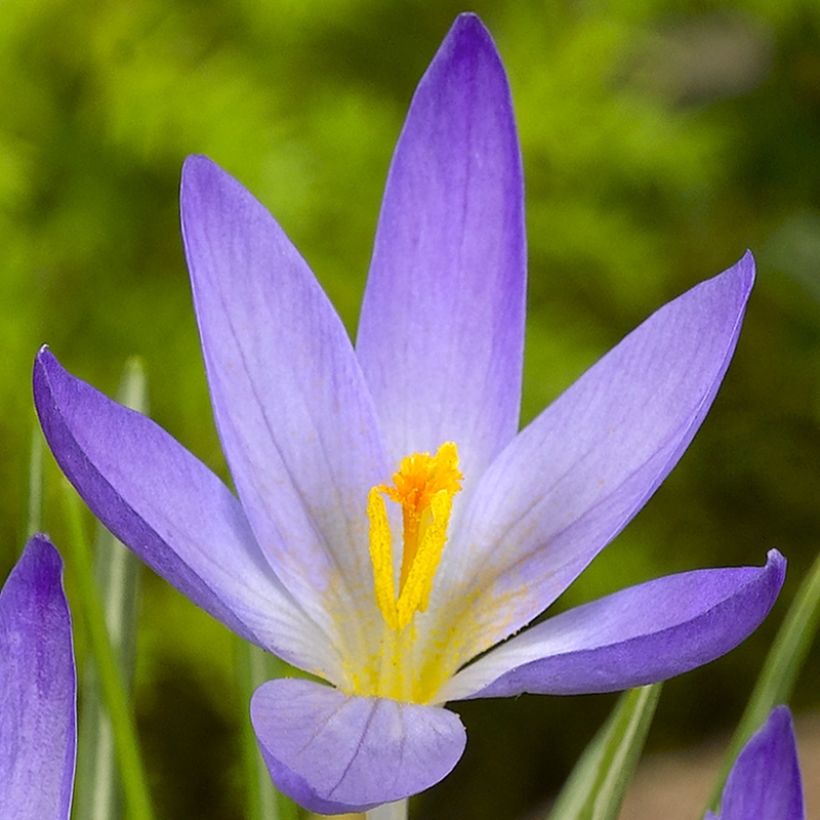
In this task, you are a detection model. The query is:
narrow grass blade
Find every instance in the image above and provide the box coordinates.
[547,684,662,820]
[62,484,154,820]
[235,638,300,820]
[74,358,148,820]
[708,550,820,809]
[26,423,44,535]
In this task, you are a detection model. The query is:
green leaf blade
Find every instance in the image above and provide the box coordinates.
[548,684,662,820]
[234,638,300,820]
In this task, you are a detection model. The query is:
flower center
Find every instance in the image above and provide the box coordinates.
[367,441,462,631]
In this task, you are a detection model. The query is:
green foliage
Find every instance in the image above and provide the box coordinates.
[1,1,818,817]
[62,478,155,820]
[547,684,662,820]
[234,641,300,820]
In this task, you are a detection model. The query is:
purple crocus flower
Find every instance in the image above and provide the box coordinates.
[708,707,805,820]
[0,536,76,820]
[34,13,785,814]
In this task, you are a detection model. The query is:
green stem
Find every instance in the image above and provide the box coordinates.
[62,482,155,820]
[235,638,300,820]
[366,799,409,820]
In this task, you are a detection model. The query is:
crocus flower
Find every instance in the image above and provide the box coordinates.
[707,706,805,820]
[34,13,785,815]
[0,536,76,820]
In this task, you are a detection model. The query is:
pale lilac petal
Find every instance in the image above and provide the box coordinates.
[181,156,389,651]
[34,349,340,682]
[251,678,466,814]
[0,536,75,820]
[356,13,526,479]
[439,550,784,702]
[437,254,755,661]
[720,706,804,820]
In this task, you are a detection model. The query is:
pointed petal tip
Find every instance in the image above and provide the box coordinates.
[34,344,57,381]
[180,155,263,243]
[33,345,64,422]
[710,251,755,307]
[181,156,250,225]
[761,549,787,613]
[181,153,216,178]
[768,704,795,732]
[180,154,225,204]
[34,343,61,378]
[772,703,793,719]
[450,12,491,39]
[180,155,240,254]
[694,252,755,320]
[723,251,756,307]
[443,12,502,65]
[737,248,756,290]
[24,533,61,565]
[12,535,64,593]
[766,547,787,579]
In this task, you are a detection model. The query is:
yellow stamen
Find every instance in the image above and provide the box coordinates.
[366,488,398,630]
[367,441,462,631]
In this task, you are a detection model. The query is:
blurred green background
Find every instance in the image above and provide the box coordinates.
[1,0,818,818]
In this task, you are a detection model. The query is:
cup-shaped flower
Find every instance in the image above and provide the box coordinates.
[34,13,785,815]
[707,706,805,820]
[0,536,76,820]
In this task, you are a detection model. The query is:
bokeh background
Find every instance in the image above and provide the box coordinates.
[1,1,818,818]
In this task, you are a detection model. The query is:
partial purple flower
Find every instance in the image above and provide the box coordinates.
[0,536,76,820]
[707,706,805,820]
[34,12,785,814]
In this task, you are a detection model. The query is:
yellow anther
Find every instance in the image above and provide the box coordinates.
[367,442,462,631]
[366,488,399,630]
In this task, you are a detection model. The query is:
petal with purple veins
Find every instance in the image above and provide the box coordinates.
[439,550,784,701]
[0,536,75,820]
[34,349,339,681]
[436,254,755,662]
[357,13,526,481]
[251,678,466,814]
[181,157,389,653]
[719,706,804,820]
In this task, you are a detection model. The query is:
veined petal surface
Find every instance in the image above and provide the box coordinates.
[719,706,804,820]
[34,349,338,681]
[436,254,755,662]
[357,13,526,480]
[251,678,466,814]
[439,550,784,702]
[0,536,75,820]
[181,156,389,658]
